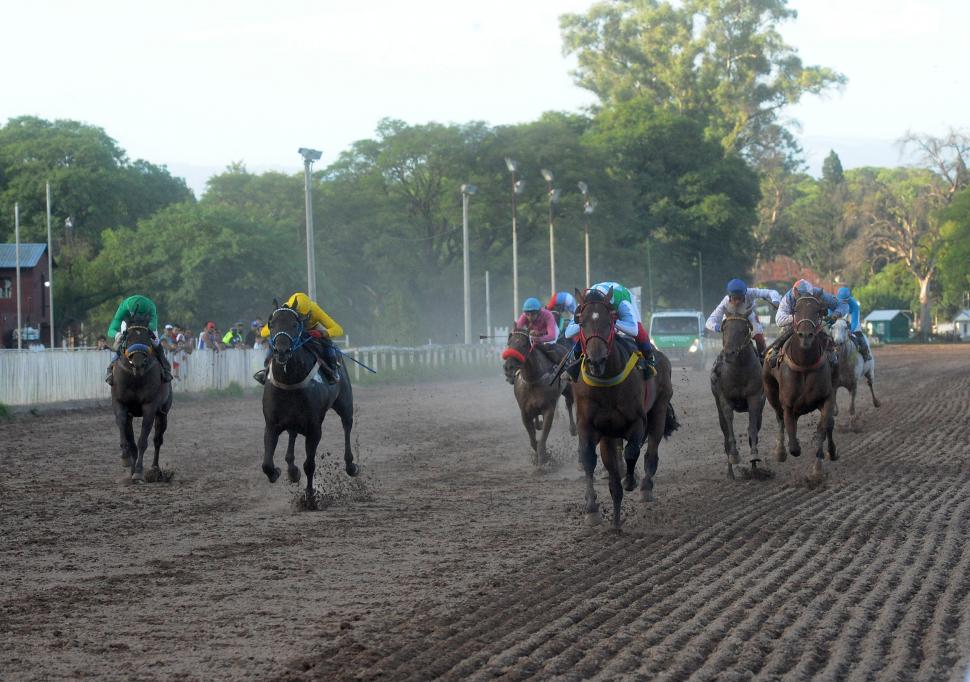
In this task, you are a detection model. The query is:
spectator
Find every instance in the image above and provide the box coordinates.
[222,321,244,348]
[198,322,222,351]
[95,335,110,351]
[244,319,263,349]
[160,324,178,352]
[178,327,195,354]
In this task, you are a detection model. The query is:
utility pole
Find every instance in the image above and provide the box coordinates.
[298,147,322,299]
[461,184,477,345]
[698,250,704,313]
[14,203,22,350]
[46,182,54,347]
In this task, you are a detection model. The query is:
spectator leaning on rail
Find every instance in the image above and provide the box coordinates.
[198,322,222,351]
[244,320,263,349]
[104,294,173,384]
[706,279,781,360]
[222,321,244,348]
[254,292,344,385]
[766,279,849,367]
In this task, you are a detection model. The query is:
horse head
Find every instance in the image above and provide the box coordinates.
[829,317,849,345]
[267,304,305,365]
[721,314,753,363]
[575,286,615,378]
[123,320,156,377]
[793,295,824,351]
[501,327,532,384]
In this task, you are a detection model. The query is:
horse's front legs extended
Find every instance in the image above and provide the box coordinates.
[262,427,282,482]
[131,406,158,482]
[578,429,600,524]
[284,430,300,483]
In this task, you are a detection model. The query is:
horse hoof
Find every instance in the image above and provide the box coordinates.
[121,457,130,468]
[585,511,602,526]
[727,466,736,481]
[570,426,577,437]
[131,472,144,483]
[728,453,740,465]
[790,449,801,458]
[266,467,281,483]
[623,476,637,492]
[287,467,301,483]
[346,463,359,477]
[640,489,655,503]
[828,450,839,462]
[873,398,882,408]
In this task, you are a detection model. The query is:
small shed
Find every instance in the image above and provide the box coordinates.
[865,309,912,343]
[954,309,970,340]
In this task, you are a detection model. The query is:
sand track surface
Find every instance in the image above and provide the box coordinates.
[2,345,969,680]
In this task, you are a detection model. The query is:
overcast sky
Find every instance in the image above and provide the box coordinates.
[1,0,967,196]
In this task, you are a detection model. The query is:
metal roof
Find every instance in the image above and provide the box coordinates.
[0,244,48,269]
[864,309,910,322]
[954,309,970,322]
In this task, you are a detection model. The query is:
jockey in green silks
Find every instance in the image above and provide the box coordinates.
[105,295,173,384]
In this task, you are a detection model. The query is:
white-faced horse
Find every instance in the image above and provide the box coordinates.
[830,319,881,430]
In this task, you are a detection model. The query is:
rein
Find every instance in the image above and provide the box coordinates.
[122,326,155,359]
[501,330,535,364]
[268,307,308,354]
[721,315,752,358]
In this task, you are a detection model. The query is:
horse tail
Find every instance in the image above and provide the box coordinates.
[663,403,680,439]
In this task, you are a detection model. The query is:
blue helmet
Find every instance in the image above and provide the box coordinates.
[726,278,747,296]
[836,286,851,301]
[522,297,542,312]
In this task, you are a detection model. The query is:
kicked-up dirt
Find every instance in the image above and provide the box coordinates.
[1,345,969,680]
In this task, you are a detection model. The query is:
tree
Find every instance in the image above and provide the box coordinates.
[938,187,970,311]
[560,0,845,154]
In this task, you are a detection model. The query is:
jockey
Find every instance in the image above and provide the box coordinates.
[104,294,173,384]
[705,278,780,358]
[253,292,344,385]
[767,279,848,366]
[546,291,578,337]
[515,297,562,364]
[836,286,872,361]
[563,281,655,379]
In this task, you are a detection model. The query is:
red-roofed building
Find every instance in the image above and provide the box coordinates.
[752,256,839,295]
[0,243,53,348]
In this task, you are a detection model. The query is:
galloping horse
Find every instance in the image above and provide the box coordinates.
[261,302,357,505]
[830,318,881,430]
[502,329,575,467]
[110,320,173,482]
[571,287,678,529]
[711,313,765,480]
[763,295,837,475]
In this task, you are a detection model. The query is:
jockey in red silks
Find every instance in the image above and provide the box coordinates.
[513,297,561,365]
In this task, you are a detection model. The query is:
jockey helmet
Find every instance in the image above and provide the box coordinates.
[793,279,813,295]
[726,278,747,295]
[522,297,542,312]
[837,286,851,301]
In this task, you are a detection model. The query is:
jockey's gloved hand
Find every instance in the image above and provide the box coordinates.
[714,323,721,332]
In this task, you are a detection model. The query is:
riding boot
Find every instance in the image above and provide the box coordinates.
[767,328,793,368]
[253,348,272,384]
[155,344,173,382]
[319,341,340,384]
[855,332,872,361]
[105,359,116,386]
[638,341,657,379]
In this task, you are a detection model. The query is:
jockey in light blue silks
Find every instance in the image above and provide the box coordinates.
[563,281,655,380]
[836,286,872,361]
[546,291,577,338]
[766,279,849,367]
[705,278,781,358]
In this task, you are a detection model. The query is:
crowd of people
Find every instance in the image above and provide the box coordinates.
[96,319,268,355]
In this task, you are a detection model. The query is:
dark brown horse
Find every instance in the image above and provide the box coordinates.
[261,303,357,506]
[110,322,173,482]
[502,328,575,466]
[571,288,678,529]
[711,313,765,479]
[763,295,837,476]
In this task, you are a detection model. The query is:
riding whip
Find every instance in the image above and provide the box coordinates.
[336,348,378,374]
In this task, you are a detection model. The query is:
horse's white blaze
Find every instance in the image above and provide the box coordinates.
[591,312,600,320]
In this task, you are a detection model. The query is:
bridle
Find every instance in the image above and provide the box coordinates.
[721,314,752,359]
[575,294,618,357]
[794,297,822,333]
[122,325,154,360]
[268,307,307,355]
[502,329,535,364]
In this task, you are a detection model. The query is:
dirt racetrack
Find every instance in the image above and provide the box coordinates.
[2,345,970,680]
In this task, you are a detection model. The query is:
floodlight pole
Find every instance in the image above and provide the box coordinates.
[698,250,704,313]
[14,203,22,350]
[542,169,557,296]
[299,148,322,300]
[461,184,477,345]
[485,270,491,341]
[46,182,54,347]
[506,158,520,317]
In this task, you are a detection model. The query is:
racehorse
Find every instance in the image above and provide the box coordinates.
[763,295,837,475]
[261,302,358,506]
[711,313,765,480]
[502,328,575,467]
[110,320,173,482]
[830,318,881,430]
[571,287,678,529]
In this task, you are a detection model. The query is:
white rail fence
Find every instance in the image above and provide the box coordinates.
[0,345,503,407]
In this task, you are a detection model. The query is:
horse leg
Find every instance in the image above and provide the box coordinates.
[715,390,739,470]
[640,404,666,502]
[849,384,860,432]
[522,411,538,461]
[334,399,359,477]
[603,438,625,530]
[866,365,881,408]
[579,430,600,524]
[151,409,167,473]
[747,394,764,463]
[537,406,556,466]
[824,394,838,463]
[114,405,135,469]
[262,427,282,483]
[622,418,645,493]
[563,385,577,436]
[132,407,157,482]
[284,430,300,483]
[303,428,322,507]
[784,407,801,458]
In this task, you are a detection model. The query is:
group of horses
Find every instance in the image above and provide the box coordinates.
[106,290,879,530]
[711,294,879,481]
[108,304,358,506]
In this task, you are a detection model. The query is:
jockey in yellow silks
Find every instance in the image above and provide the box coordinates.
[254,293,344,384]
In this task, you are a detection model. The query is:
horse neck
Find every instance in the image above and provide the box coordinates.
[519,346,551,383]
[723,341,758,370]
[788,329,824,365]
[599,336,630,375]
